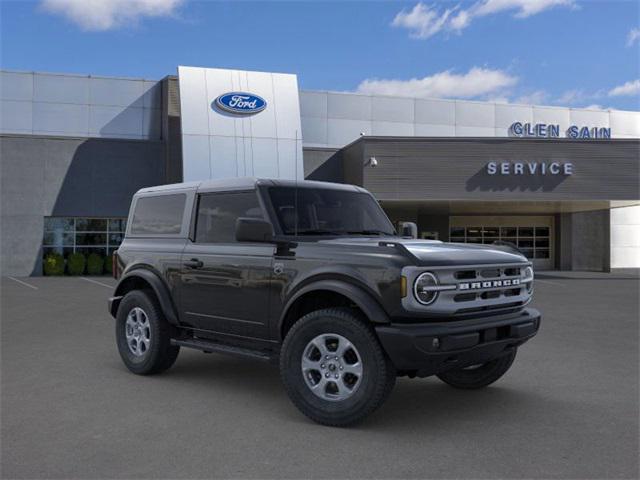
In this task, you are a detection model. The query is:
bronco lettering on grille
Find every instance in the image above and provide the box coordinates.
[458,279,520,290]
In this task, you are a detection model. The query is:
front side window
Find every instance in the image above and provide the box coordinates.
[195,191,263,243]
[268,187,395,236]
[130,194,186,235]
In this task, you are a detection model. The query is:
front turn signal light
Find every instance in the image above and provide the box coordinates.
[400,276,407,298]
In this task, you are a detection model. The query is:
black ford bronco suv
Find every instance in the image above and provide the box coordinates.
[109,178,540,426]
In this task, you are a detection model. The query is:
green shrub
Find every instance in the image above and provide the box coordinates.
[87,253,103,275]
[104,254,113,275]
[43,253,65,276]
[67,252,86,275]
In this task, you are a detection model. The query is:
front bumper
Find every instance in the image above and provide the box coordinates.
[375,308,541,377]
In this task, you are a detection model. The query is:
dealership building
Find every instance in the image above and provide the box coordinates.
[1,66,639,275]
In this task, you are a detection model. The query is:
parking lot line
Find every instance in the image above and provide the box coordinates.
[535,278,565,287]
[80,277,113,289]
[7,276,38,290]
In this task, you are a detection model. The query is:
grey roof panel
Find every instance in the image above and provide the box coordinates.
[135,177,366,196]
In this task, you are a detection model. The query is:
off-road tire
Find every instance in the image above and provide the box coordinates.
[280,307,396,427]
[116,289,180,375]
[436,348,517,389]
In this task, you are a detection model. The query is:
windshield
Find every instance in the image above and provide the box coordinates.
[268,186,396,236]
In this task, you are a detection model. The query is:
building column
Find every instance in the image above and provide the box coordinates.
[558,210,611,272]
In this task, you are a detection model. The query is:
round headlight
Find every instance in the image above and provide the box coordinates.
[523,266,534,293]
[414,272,439,305]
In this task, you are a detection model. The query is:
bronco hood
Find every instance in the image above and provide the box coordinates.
[318,237,528,267]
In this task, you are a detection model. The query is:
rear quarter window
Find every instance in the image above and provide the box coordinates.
[130,194,186,235]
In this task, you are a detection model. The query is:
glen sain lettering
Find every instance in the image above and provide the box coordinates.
[510,122,611,139]
[487,162,574,175]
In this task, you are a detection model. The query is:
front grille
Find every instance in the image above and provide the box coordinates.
[480,290,500,300]
[480,268,500,278]
[456,300,526,315]
[402,262,532,317]
[453,266,524,313]
[455,270,476,280]
[454,293,477,302]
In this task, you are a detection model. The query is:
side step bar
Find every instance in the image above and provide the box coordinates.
[171,337,273,362]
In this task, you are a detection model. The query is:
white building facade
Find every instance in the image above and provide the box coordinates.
[1,67,638,274]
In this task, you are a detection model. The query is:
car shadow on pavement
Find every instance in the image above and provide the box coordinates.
[116,350,283,394]
[110,350,557,432]
[365,378,542,430]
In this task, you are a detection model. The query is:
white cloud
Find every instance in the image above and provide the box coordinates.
[355,71,638,109]
[608,79,640,97]
[391,3,457,39]
[557,89,587,105]
[356,67,518,99]
[485,96,511,104]
[392,0,576,39]
[40,0,184,31]
[515,90,548,105]
[627,28,640,47]
[470,0,577,19]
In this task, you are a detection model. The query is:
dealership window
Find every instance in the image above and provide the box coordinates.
[449,225,550,260]
[43,217,127,258]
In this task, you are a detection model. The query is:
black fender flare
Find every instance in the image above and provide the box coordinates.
[112,269,180,326]
[278,279,390,335]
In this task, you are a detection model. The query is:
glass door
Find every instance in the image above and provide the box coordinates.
[449,216,554,270]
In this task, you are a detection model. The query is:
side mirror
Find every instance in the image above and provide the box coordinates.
[236,218,273,243]
[399,221,418,239]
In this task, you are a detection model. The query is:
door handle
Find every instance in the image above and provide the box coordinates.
[184,258,203,269]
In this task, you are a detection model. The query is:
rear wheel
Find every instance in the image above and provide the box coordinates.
[115,290,180,375]
[436,348,517,389]
[280,308,396,427]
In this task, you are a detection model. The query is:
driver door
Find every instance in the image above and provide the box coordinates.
[176,190,275,344]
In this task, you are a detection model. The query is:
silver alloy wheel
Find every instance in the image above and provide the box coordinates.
[301,333,363,401]
[125,307,151,357]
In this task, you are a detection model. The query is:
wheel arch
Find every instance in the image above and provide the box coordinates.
[111,269,179,326]
[279,279,390,341]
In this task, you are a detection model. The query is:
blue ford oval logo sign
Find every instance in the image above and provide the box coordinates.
[214,92,267,115]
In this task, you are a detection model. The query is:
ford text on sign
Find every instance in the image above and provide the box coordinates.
[214,92,267,115]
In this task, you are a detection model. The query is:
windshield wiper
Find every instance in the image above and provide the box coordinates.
[291,229,392,236]
[294,229,345,236]
[346,230,389,236]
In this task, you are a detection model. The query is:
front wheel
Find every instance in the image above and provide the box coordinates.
[436,348,517,389]
[280,308,396,427]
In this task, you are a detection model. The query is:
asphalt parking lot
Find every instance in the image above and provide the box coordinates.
[1,272,638,479]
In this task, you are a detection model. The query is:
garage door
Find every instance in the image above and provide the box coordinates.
[449,216,554,270]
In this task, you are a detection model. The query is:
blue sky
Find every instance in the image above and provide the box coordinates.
[1,0,639,110]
